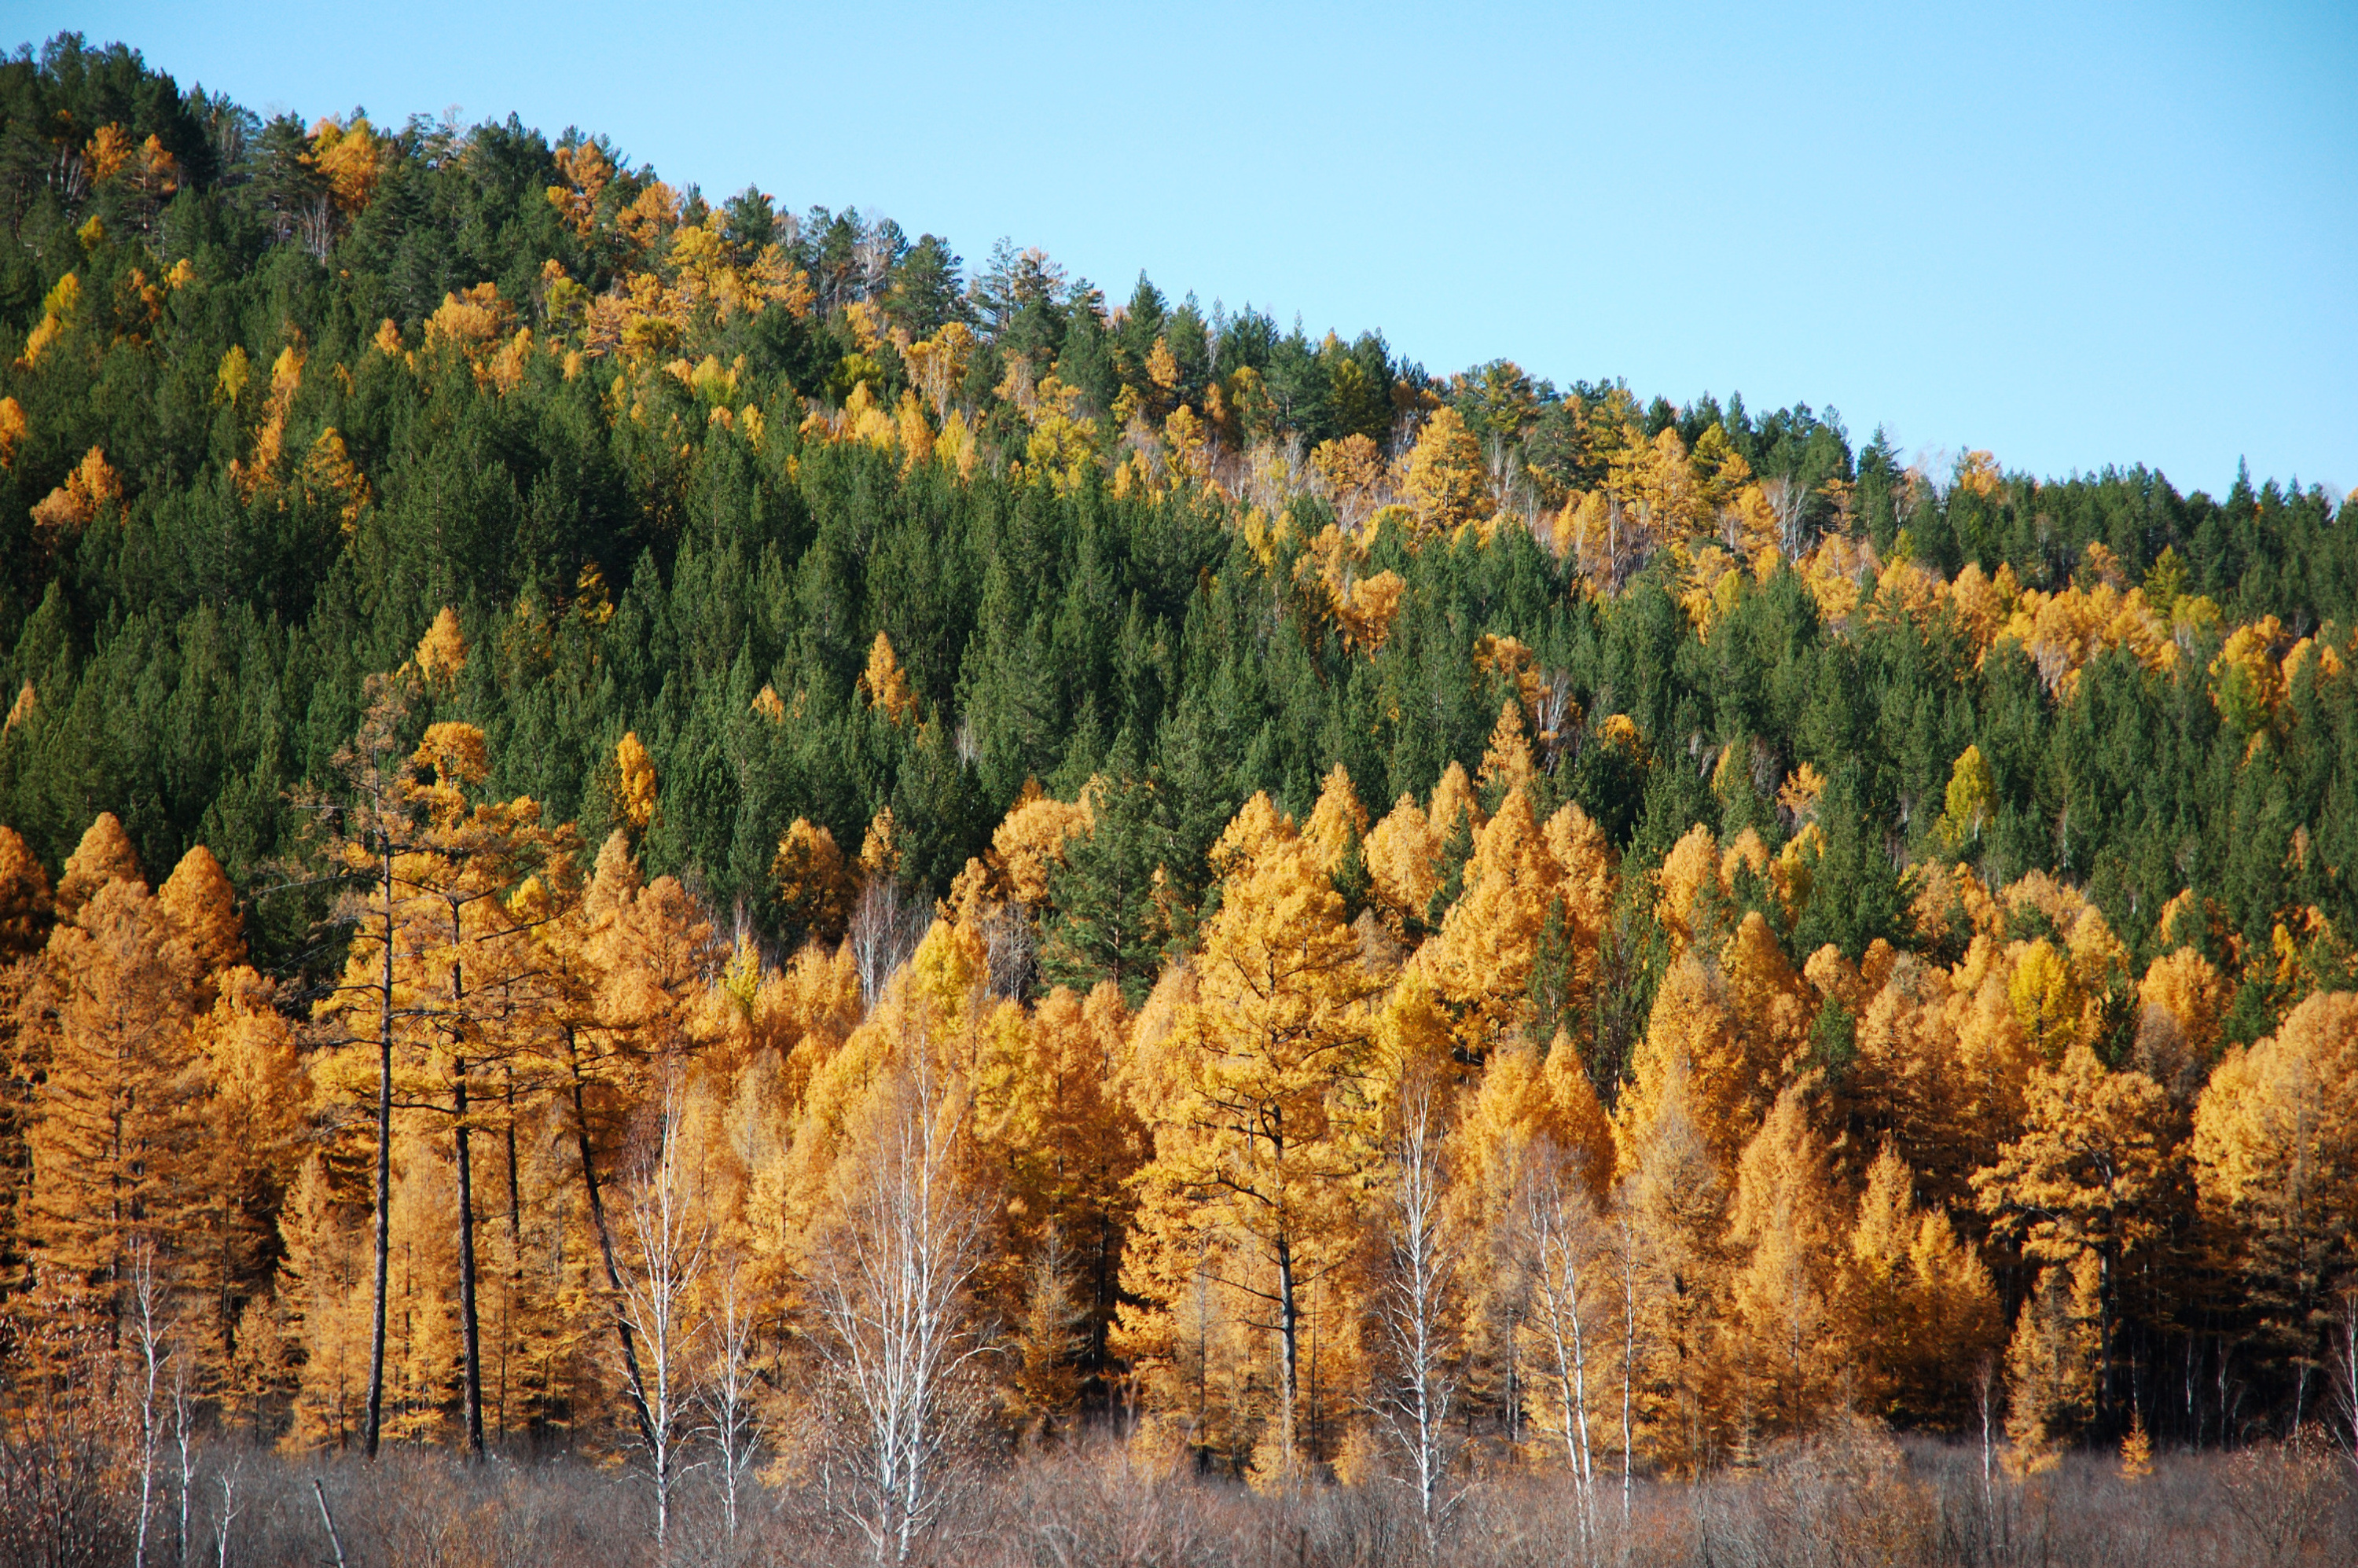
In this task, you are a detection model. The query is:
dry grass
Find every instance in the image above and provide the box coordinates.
[2,1422,2351,1568]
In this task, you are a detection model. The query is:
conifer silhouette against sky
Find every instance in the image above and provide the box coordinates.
[20,1,2353,494]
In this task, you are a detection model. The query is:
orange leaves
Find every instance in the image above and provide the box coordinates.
[425,282,516,356]
[85,121,135,182]
[1144,336,1181,395]
[1338,570,1406,652]
[1470,633,1541,714]
[2210,615,2288,739]
[1791,530,1875,626]
[413,720,491,789]
[1993,568,2179,698]
[416,281,543,393]
[1937,744,1996,850]
[998,368,1099,494]
[0,395,24,468]
[308,116,382,215]
[1475,701,1536,801]
[1400,406,1489,535]
[29,446,119,538]
[666,217,811,327]
[615,181,681,263]
[1724,1083,1845,1432]
[299,428,372,533]
[15,271,79,369]
[1302,764,1368,880]
[411,607,469,690]
[56,810,141,921]
[547,141,613,237]
[159,843,248,984]
[858,806,903,887]
[1675,544,1746,636]
[1955,449,2002,498]
[1607,422,1708,545]
[1975,1044,2169,1271]
[2139,946,2226,1063]
[771,817,853,947]
[1944,560,2019,652]
[2192,990,2358,1225]
[1299,523,1405,651]
[858,630,916,723]
[230,339,307,502]
[1309,432,1387,527]
[614,733,659,832]
[901,321,975,422]
[990,781,1093,907]
[1122,791,1381,1474]
[1654,824,1721,957]
[1843,1140,1999,1425]
[0,826,46,957]
[1425,786,1555,1046]
[82,123,178,203]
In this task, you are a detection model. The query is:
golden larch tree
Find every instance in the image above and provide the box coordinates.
[1425,787,1559,1057]
[2191,991,2358,1405]
[1972,1043,2171,1435]
[1723,1084,1845,1438]
[1118,794,1383,1485]
[20,822,205,1328]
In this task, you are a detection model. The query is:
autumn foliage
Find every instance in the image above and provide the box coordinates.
[1,34,2356,1560]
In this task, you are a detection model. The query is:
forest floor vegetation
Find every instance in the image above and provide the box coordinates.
[3,1421,2349,1567]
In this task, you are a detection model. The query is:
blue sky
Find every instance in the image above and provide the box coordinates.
[16,1,2354,497]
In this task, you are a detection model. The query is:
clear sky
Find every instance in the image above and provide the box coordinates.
[14,1,2354,498]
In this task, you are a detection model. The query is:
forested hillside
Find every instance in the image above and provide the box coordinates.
[2,31,2356,1556]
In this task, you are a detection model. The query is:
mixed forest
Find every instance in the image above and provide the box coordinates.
[0,30,2355,1568]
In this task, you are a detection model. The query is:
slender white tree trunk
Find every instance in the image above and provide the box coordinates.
[1616,1213,1639,1528]
[130,1240,165,1568]
[616,1083,709,1567]
[1373,1086,1461,1553]
[812,1049,989,1564]
[1524,1150,1603,1561]
[172,1359,195,1567]
[703,1267,760,1537]
[210,1463,241,1568]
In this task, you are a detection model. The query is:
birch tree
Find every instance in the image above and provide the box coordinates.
[615,1085,709,1565]
[1519,1140,1611,1560]
[810,1045,991,1563]
[1368,1083,1464,1555]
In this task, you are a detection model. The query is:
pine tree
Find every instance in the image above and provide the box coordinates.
[1119,794,1382,1483]
[1974,1044,2170,1430]
[1844,1141,1998,1425]
[187,966,302,1394]
[278,1154,375,1450]
[1613,1050,1731,1477]
[2004,1253,2102,1471]
[20,836,206,1331]
[1723,1086,1842,1438]
[0,827,53,1294]
[1426,788,1559,1060]
[1041,775,1162,1001]
[1364,794,1441,938]
[2192,991,2358,1412]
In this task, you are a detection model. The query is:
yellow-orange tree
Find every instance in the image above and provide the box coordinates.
[311,681,571,1456]
[1119,795,1382,1482]
[19,817,203,1328]
[2192,992,2358,1411]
